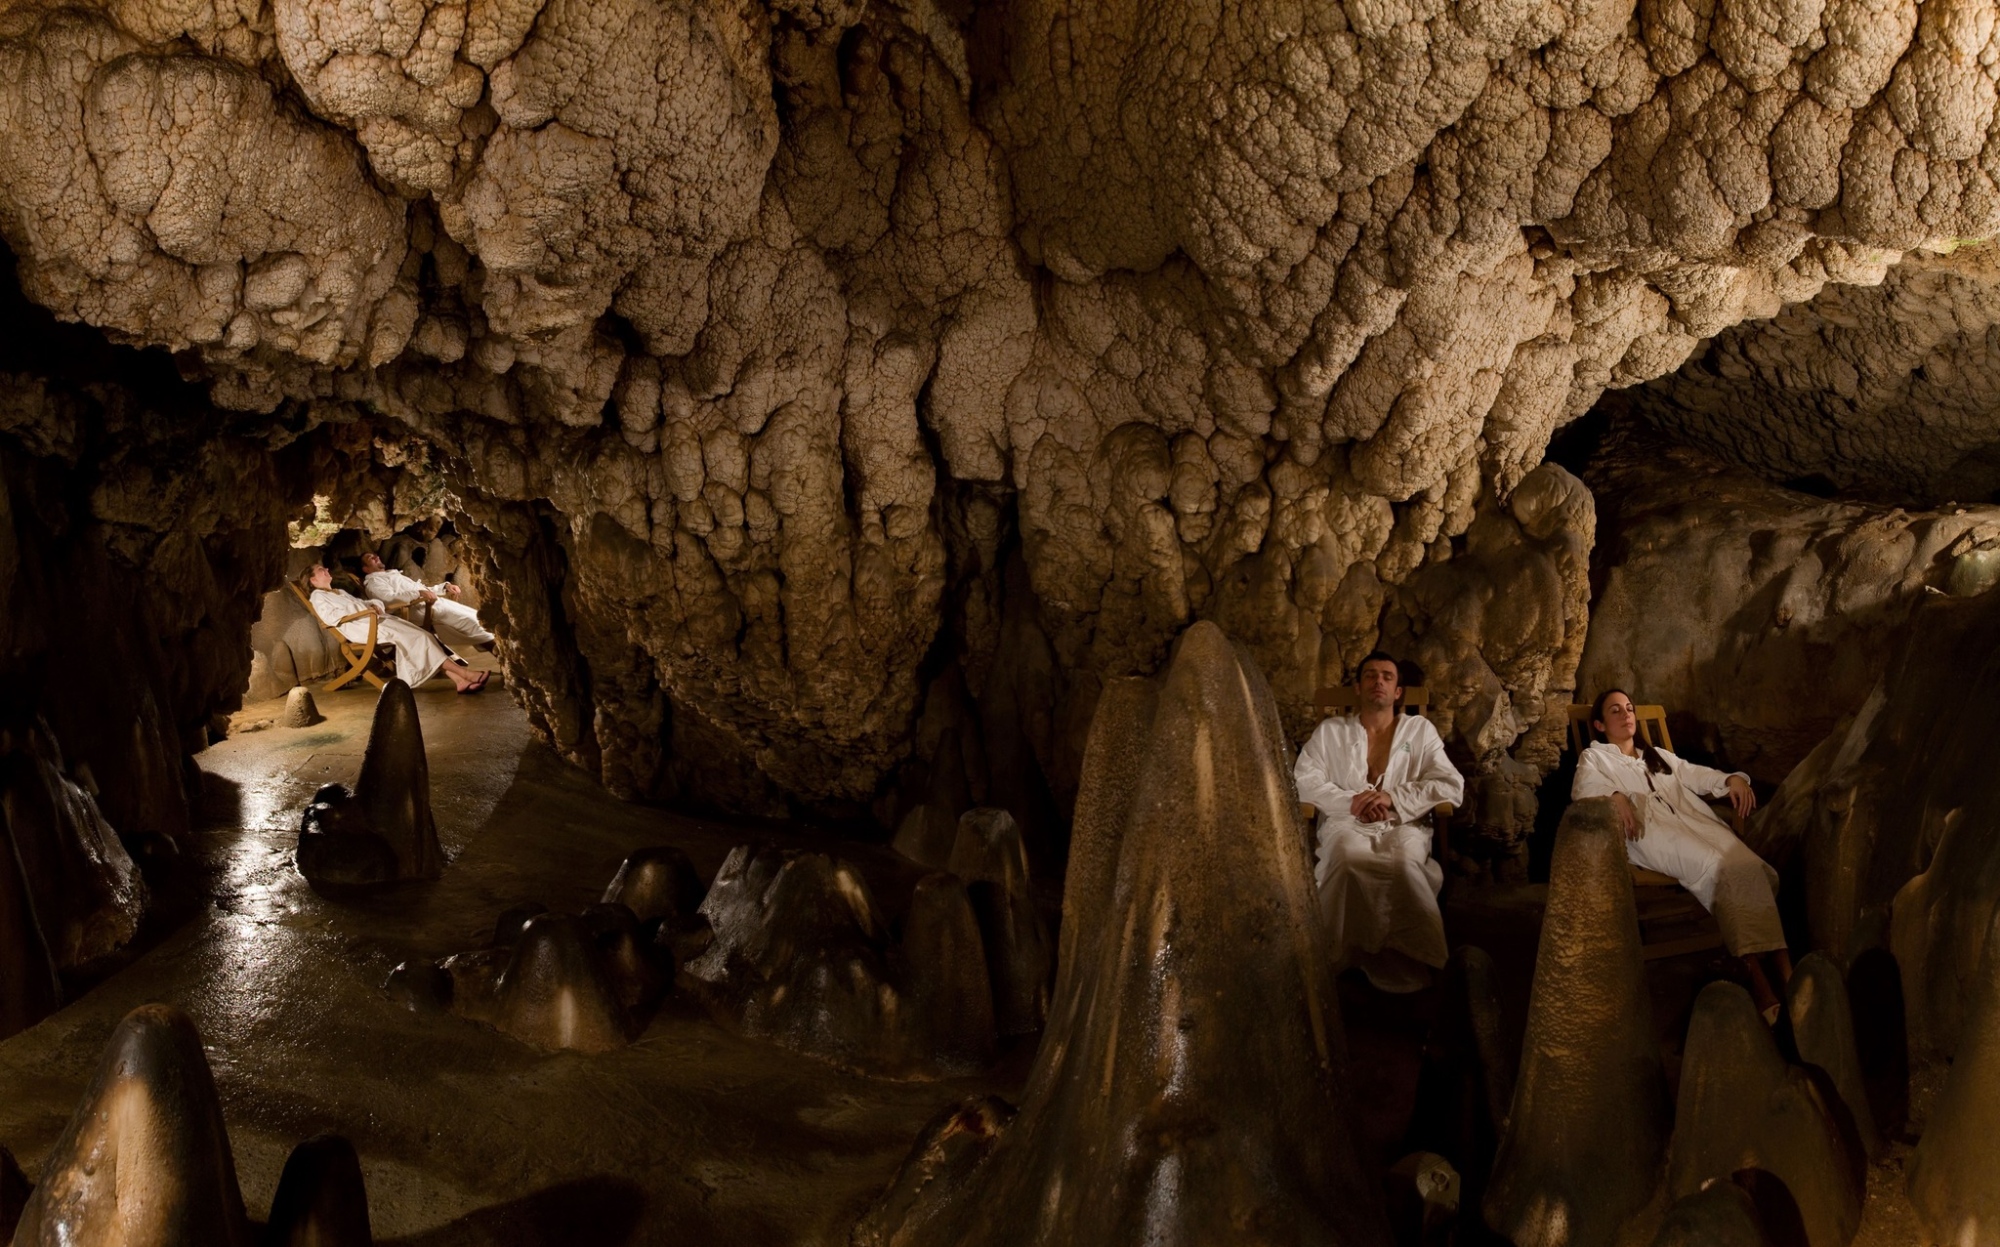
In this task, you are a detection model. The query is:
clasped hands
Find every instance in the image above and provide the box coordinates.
[418,585,461,604]
[1348,788,1396,823]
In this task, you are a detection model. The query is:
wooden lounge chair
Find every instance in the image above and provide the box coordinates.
[1566,702,1734,961]
[1298,684,1457,869]
[284,577,394,692]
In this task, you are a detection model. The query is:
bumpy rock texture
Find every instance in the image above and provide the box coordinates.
[1908,909,2000,1247]
[1580,424,2000,782]
[8,0,1998,828]
[860,622,1386,1245]
[1631,242,2000,505]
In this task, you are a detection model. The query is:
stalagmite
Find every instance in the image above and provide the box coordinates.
[280,686,323,729]
[899,872,996,1074]
[352,679,442,880]
[262,1134,374,1247]
[946,807,1051,1035]
[1667,981,1860,1247]
[12,1003,254,1247]
[1787,952,1880,1161]
[1485,797,1667,1247]
[494,914,631,1054]
[857,620,1388,1245]
[297,680,443,888]
[0,746,145,970]
[1909,910,2000,1247]
[601,845,704,933]
[1650,1184,1773,1247]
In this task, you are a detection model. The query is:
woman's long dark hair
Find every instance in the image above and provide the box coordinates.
[1591,688,1671,775]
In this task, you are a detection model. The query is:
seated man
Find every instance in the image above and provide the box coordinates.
[306,563,487,694]
[1294,651,1464,992]
[360,551,494,652]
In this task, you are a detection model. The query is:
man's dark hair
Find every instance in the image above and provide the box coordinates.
[1354,650,1400,686]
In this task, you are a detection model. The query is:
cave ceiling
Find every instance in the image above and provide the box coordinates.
[1,0,1996,817]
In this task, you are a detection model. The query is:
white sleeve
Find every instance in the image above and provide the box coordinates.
[1572,747,1629,801]
[1386,721,1463,821]
[1661,751,1747,798]
[1293,722,1363,814]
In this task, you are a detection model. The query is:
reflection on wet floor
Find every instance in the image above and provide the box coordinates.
[0,683,1016,1245]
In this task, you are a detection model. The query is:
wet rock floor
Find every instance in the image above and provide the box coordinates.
[0,679,1941,1244]
[0,683,1024,1246]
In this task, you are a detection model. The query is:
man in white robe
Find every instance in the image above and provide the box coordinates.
[306,564,486,693]
[1294,652,1464,992]
[360,551,493,650]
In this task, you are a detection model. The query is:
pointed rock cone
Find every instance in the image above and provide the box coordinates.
[579,902,663,1016]
[601,845,704,932]
[0,803,60,1041]
[1486,796,1667,1247]
[853,1097,1015,1247]
[353,679,441,880]
[13,1003,253,1247]
[947,808,1052,1036]
[1909,908,2000,1245]
[1788,951,1880,1160]
[1650,1184,1773,1247]
[280,687,323,729]
[899,872,996,1074]
[262,1134,373,1247]
[1668,981,1860,1247]
[495,914,630,1053]
[860,620,1388,1245]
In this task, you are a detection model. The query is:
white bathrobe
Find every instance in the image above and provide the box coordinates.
[363,568,493,648]
[1295,713,1465,992]
[1572,742,1786,956]
[309,588,453,688]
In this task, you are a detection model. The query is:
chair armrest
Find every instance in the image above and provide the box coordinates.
[335,610,377,625]
[1299,802,1316,822]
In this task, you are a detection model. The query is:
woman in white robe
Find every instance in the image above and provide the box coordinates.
[1573,688,1790,1019]
[305,564,487,693]
[1295,665,1465,993]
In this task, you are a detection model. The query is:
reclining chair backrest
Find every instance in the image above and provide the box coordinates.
[1314,684,1434,722]
[1566,702,1672,755]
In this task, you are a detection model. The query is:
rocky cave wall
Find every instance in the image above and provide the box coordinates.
[0,244,309,852]
[4,0,2000,845]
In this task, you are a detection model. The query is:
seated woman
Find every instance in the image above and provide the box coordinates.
[1574,689,1791,1021]
[306,563,488,694]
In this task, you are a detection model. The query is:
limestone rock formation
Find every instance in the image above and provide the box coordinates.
[296,679,443,888]
[1580,426,2000,782]
[683,844,991,1078]
[1631,243,2000,505]
[352,678,442,878]
[1787,952,1881,1161]
[281,687,323,728]
[8,0,1993,828]
[1753,587,2000,1040]
[12,1002,254,1247]
[0,734,146,971]
[1650,1184,1774,1247]
[851,1097,1016,1247]
[945,807,1051,1036]
[1486,797,1667,1247]
[1908,910,2000,1247]
[898,873,996,1074]
[600,845,704,936]
[1668,982,1861,1247]
[858,621,1387,1245]
[493,913,633,1055]
[262,1134,375,1247]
